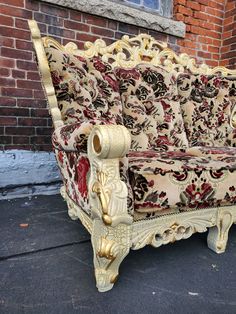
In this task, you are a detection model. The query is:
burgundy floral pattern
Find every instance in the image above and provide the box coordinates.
[46,43,236,222]
[115,64,189,151]
[52,120,110,153]
[55,149,91,214]
[177,74,236,147]
[45,47,123,125]
[76,156,90,198]
[128,148,236,220]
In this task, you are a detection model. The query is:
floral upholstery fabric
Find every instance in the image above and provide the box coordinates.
[177,74,236,147]
[45,47,123,125]
[115,65,188,151]
[45,45,236,221]
[55,149,134,216]
[55,149,91,215]
[128,148,236,220]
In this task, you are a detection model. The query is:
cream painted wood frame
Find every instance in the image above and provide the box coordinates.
[28,20,236,292]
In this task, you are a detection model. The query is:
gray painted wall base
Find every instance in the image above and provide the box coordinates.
[0,182,62,200]
[0,150,62,200]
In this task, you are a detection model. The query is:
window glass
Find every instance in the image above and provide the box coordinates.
[143,0,159,10]
[125,0,172,17]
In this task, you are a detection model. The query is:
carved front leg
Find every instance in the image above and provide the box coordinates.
[207,208,234,254]
[92,219,130,292]
[88,125,132,291]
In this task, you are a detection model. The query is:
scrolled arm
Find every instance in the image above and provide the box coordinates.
[88,125,132,227]
[88,124,131,159]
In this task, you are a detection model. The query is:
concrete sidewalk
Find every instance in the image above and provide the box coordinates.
[0,195,236,314]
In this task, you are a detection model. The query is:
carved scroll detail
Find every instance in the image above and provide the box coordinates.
[132,208,216,250]
[42,32,236,76]
[28,20,64,129]
[88,125,132,227]
[92,219,130,292]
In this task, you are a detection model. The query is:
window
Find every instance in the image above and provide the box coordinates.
[41,0,184,37]
[126,0,159,11]
[124,0,172,18]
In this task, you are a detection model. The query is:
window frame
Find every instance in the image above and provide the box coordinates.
[40,0,185,37]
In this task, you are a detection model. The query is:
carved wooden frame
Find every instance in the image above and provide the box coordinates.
[29,19,236,292]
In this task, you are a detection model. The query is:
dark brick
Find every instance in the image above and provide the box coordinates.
[17,60,37,71]
[13,136,30,144]
[0,4,32,19]
[0,117,17,126]
[40,2,69,18]
[30,135,52,144]
[2,88,33,98]
[18,117,47,126]
[0,26,31,40]
[36,127,53,135]
[118,23,139,35]
[5,127,35,135]
[1,47,32,60]
[17,98,47,108]
[0,107,29,116]
[31,109,50,118]
[0,98,16,107]
[34,12,63,26]
[0,136,12,144]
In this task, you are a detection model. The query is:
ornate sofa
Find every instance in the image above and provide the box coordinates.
[29,20,236,292]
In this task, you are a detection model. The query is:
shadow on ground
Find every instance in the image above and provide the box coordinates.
[0,195,236,314]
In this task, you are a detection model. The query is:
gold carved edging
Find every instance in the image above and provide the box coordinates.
[207,207,235,254]
[131,207,236,251]
[92,219,131,292]
[42,31,236,76]
[92,170,112,226]
[88,125,132,227]
[28,20,64,129]
[87,125,132,292]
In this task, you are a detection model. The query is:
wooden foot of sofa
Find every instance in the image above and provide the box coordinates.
[207,209,234,254]
[91,219,130,292]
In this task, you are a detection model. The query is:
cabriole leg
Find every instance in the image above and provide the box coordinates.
[207,209,233,254]
[91,219,130,292]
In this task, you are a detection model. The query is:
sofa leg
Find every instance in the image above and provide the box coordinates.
[91,219,131,292]
[207,209,233,254]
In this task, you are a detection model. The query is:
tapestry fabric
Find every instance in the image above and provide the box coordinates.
[177,74,236,147]
[128,147,236,220]
[115,64,189,151]
[45,47,123,125]
[54,149,134,217]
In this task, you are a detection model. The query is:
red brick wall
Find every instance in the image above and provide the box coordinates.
[221,0,236,69]
[0,0,235,151]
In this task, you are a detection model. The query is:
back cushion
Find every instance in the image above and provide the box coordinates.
[177,74,236,147]
[115,64,189,151]
[45,47,123,125]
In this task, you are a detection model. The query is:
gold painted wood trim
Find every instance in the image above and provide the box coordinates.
[42,30,236,76]
[28,20,64,129]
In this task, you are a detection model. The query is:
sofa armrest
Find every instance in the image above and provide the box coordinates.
[52,120,105,153]
[88,124,131,159]
[88,125,132,227]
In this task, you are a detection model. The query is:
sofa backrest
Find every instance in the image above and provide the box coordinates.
[29,20,236,136]
[178,74,236,147]
[45,47,123,126]
[115,64,188,151]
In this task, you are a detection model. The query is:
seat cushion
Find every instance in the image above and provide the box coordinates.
[128,148,236,220]
[115,64,188,151]
[177,74,236,147]
[45,47,123,125]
